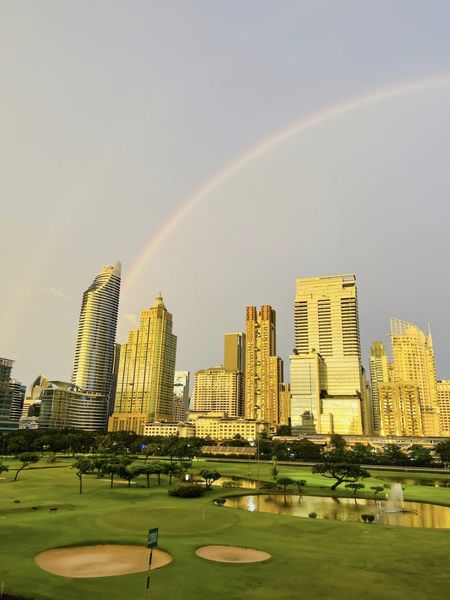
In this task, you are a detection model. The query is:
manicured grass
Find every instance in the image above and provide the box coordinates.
[0,458,449,600]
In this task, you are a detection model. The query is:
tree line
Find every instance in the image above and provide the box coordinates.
[1,429,449,467]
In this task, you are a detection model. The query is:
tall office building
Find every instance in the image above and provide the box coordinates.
[173,371,190,421]
[290,351,326,433]
[369,341,389,434]
[389,319,440,436]
[8,380,26,424]
[108,293,177,434]
[72,262,121,404]
[224,333,245,373]
[293,275,366,434]
[245,305,284,427]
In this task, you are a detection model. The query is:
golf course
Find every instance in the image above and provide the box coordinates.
[0,457,449,599]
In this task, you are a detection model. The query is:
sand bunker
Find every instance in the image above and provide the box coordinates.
[35,544,172,578]
[195,545,271,563]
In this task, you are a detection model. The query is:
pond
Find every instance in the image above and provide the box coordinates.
[224,494,450,529]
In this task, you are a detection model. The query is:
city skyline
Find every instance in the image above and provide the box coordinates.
[2,2,450,390]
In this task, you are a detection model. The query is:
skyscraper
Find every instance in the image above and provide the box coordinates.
[369,341,389,434]
[436,380,450,436]
[72,262,121,403]
[388,318,440,436]
[224,333,245,373]
[173,371,190,421]
[245,305,284,426]
[293,275,366,434]
[108,293,177,434]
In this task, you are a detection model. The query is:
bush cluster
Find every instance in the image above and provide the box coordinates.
[168,484,205,498]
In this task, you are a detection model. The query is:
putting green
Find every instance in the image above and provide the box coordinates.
[96,505,237,535]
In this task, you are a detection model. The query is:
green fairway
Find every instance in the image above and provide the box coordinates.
[0,458,449,600]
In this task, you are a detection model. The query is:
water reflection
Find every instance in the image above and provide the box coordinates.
[225,494,450,529]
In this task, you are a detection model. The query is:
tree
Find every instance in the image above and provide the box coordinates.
[370,485,385,497]
[73,457,93,494]
[137,464,154,488]
[14,453,40,481]
[345,482,365,503]
[434,440,450,467]
[349,443,376,465]
[277,476,295,493]
[376,444,409,466]
[164,462,179,486]
[312,463,371,490]
[409,445,433,467]
[115,463,139,487]
[0,463,9,478]
[149,461,165,485]
[330,433,347,451]
[199,469,221,488]
[296,479,307,495]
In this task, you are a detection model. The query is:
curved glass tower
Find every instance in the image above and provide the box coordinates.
[72,262,121,400]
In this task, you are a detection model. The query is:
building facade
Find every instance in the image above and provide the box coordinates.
[244,305,284,427]
[389,319,440,436]
[193,367,243,417]
[173,371,190,421]
[0,358,15,430]
[436,380,450,436]
[72,262,121,416]
[293,275,366,435]
[108,293,177,434]
[39,381,107,431]
[224,332,245,372]
[369,341,389,434]
[378,382,423,436]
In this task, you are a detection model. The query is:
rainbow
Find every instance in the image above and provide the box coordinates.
[123,72,450,296]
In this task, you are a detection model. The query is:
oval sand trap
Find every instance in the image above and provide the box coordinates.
[35,545,171,578]
[195,545,271,563]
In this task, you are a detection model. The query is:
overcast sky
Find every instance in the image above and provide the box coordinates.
[2,0,450,387]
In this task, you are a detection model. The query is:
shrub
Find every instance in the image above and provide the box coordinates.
[168,484,205,498]
[308,512,318,519]
[222,481,242,488]
[214,497,226,506]
[361,513,375,523]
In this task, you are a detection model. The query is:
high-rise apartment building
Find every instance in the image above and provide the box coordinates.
[245,305,284,427]
[108,293,177,434]
[72,262,121,407]
[8,380,26,424]
[193,367,243,416]
[293,275,366,435]
[173,371,190,421]
[369,341,389,434]
[389,319,440,436]
[436,380,450,436]
[378,382,423,436]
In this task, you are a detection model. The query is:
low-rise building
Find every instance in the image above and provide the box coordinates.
[144,421,195,438]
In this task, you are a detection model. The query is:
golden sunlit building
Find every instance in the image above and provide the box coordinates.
[290,351,326,433]
[369,341,389,434]
[379,382,423,436]
[224,332,245,373]
[192,366,243,417]
[389,318,440,436]
[436,380,450,436]
[293,275,366,435]
[244,305,284,427]
[108,293,177,434]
